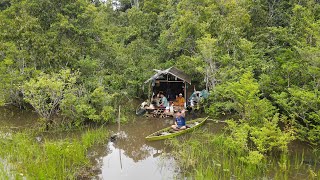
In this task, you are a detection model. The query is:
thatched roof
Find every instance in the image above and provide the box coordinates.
[144,67,191,84]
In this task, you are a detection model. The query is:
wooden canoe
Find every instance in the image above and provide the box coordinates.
[145,117,209,141]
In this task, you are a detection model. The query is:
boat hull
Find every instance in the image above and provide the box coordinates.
[145,117,208,141]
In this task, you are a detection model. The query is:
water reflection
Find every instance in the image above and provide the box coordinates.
[0,106,37,128]
[95,117,177,179]
[98,141,176,180]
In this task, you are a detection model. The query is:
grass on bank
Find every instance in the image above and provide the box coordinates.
[0,128,108,179]
[168,131,320,180]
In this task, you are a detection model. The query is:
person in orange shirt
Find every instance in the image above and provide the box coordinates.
[175,93,185,107]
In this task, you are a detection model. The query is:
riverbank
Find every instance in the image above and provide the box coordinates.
[0,106,111,178]
[0,128,109,179]
[169,130,320,179]
[0,105,179,179]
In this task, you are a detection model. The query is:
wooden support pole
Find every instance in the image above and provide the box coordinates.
[184,82,187,108]
[148,83,151,102]
[118,105,121,132]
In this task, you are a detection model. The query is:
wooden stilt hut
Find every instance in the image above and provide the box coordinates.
[144,67,191,106]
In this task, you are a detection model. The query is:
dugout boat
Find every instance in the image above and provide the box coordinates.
[145,117,208,141]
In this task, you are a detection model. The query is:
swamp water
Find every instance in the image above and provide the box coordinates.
[93,117,179,180]
[0,106,319,179]
[0,106,182,179]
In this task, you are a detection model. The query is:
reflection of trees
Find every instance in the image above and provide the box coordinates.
[112,117,173,162]
[88,143,111,175]
[0,106,38,127]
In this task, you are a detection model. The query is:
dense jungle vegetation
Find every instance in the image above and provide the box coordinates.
[0,0,320,178]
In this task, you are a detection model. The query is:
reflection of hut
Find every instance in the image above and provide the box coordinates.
[144,67,191,102]
[111,120,169,162]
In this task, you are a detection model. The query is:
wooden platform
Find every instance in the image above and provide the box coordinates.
[144,106,185,118]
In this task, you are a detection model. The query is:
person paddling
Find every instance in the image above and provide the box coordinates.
[171,109,186,130]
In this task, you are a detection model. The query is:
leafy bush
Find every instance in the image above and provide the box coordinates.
[22,69,116,126]
[60,86,116,125]
[207,72,276,124]
[208,71,296,154]
[23,69,79,122]
[273,87,320,145]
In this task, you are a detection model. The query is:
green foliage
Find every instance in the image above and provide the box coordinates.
[224,120,250,153]
[249,114,295,153]
[168,131,318,179]
[0,128,108,179]
[0,54,16,105]
[225,116,295,155]
[23,69,79,122]
[60,86,116,125]
[21,69,116,126]
[240,151,264,166]
[0,0,319,147]
[1,1,320,179]
[0,42,34,106]
[208,72,276,124]
[207,71,295,158]
[273,87,320,145]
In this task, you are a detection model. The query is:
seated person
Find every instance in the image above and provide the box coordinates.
[151,95,160,107]
[175,93,185,107]
[171,109,186,130]
[189,91,201,108]
[159,93,169,109]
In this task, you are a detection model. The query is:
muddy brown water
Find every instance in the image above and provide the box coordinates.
[94,116,178,180]
[0,106,37,128]
[0,106,224,179]
[0,106,319,179]
[91,115,225,180]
